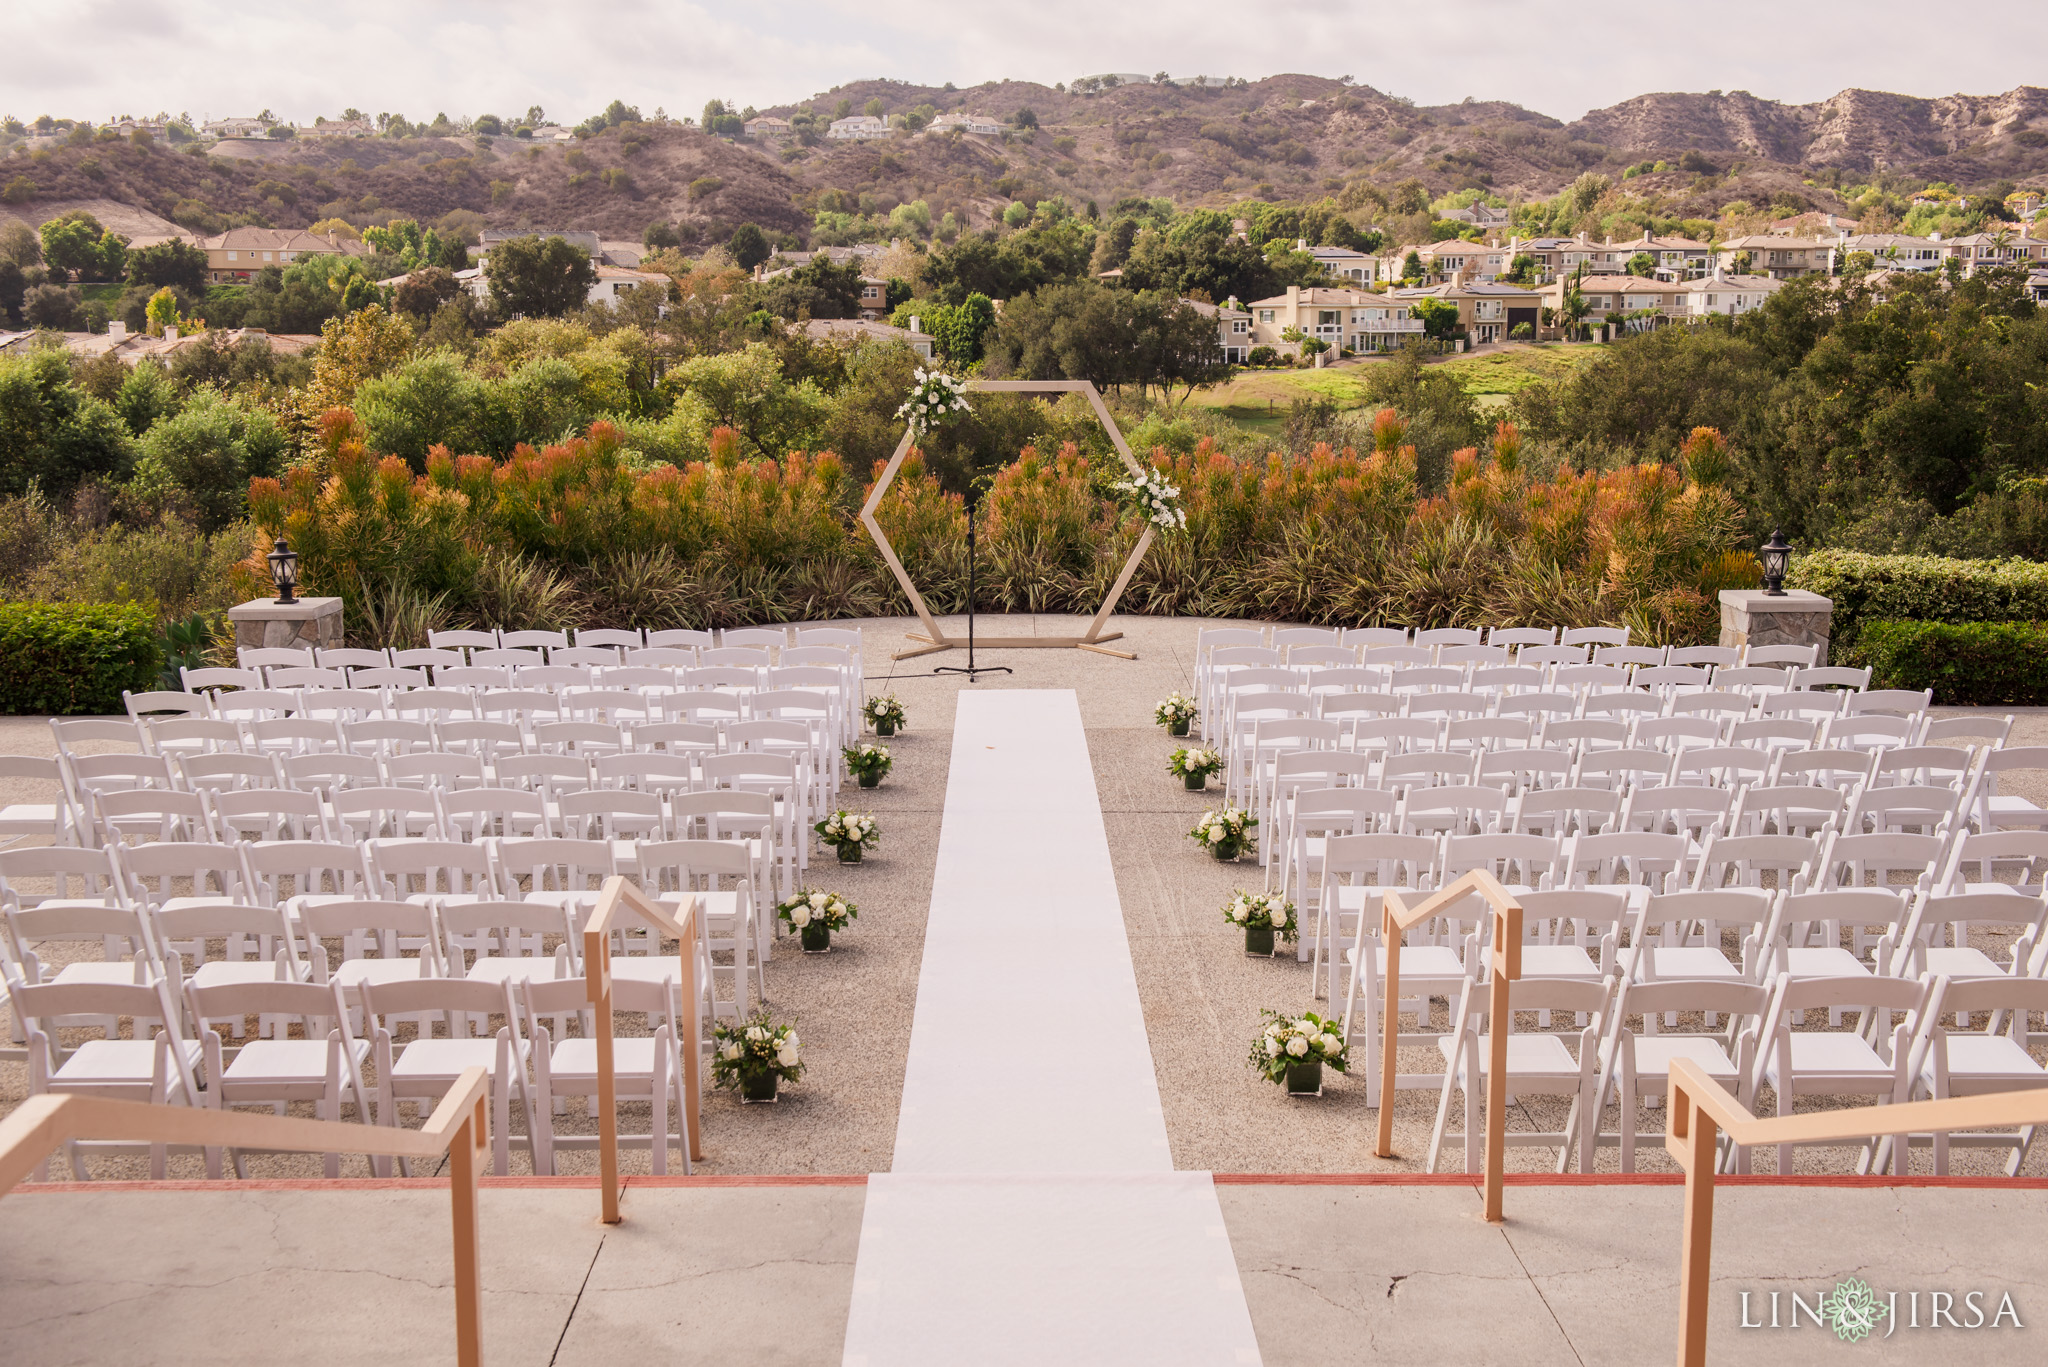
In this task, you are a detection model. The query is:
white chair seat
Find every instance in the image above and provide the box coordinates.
[53,1038,203,1085]
[1922,947,2007,978]
[1345,944,1467,978]
[331,959,433,991]
[1519,945,1602,979]
[1765,1034,1893,1089]
[0,802,61,833]
[608,956,692,987]
[389,1038,529,1083]
[191,961,297,990]
[1629,1036,1740,1082]
[1783,947,1869,978]
[1643,946,1741,978]
[1437,1033,1580,1079]
[1985,795,2048,828]
[47,962,151,988]
[159,895,257,915]
[222,1038,371,1085]
[462,956,568,986]
[547,1037,663,1084]
[1924,1036,2045,1088]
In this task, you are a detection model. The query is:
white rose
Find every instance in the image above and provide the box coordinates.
[1321,1034,1342,1053]
[1264,1036,1281,1056]
[746,1026,766,1042]
[1295,1019,1316,1036]
[791,907,812,927]
[1228,904,1244,923]
[785,1033,799,1050]
[809,892,827,908]
[1286,1036,1309,1057]
[721,1042,741,1061]
[776,1046,800,1067]
[1208,826,1226,843]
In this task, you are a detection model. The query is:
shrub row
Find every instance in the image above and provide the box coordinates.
[0,603,162,715]
[1791,549,2048,649]
[1843,619,2048,706]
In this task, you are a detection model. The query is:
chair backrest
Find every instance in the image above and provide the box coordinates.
[113,840,247,904]
[1566,832,1689,889]
[1517,646,1587,669]
[493,838,617,895]
[1414,627,1482,648]
[181,667,264,694]
[500,630,569,651]
[576,628,647,650]
[552,647,623,669]
[699,647,772,669]
[1488,626,1556,649]
[1824,830,1947,893]
[647,629,718,649]
[1540,718,1629,750]
[391,648,467,672]
[187,977,350,1034]
[368,839,494,899]
[639,838,754,894]
[1692,832,1819,891]
[1362,645,1433,667]
[209,786,328,842]
[241,840,373,904]
[556,788,666,840]
[268,667,350,691]
[124,690,210,722]
[1921,714,2011,747]
[1343,627,1409,648]
[239,646,316,670]
[359,975,515,1038]
[1666,645,1740,669]
[1511,785,1620,837]
[438,788,551,840]
[1744,643,1819,669]
[1437,645,1510,667]
[1468,666,1547,695]
[1593,645,1667,669]
[722,628,788,651]
[316,647,392,671]
[791,626,860,648]
[1320,832,1440,888]
[1846,688,1931,717]
[330,785,444,840]
[514,665,592,692]
[1560,626,1629,648]
[1441,832,1562,888]
[1725,717,1819,750]
[1496,692,1578,721]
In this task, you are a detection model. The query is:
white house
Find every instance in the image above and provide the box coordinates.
[929,112,1001,136]
[1303,242,1379,284]
[1677,269,1782,318]
[201,117,271,140]
[800,318,933,358]
[827,116,892,141]
[1182,297,1253,362]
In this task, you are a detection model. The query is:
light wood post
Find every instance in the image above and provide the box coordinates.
[583,875,703,1224]
[1672,1079,1717,1367]
[449,1093,486,1367]
[1482,899,1523,1224]
[1373,894,1406,1159]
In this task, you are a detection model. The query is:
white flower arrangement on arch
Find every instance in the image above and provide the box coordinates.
[1110,467,1187,531]
[896,368,971,437]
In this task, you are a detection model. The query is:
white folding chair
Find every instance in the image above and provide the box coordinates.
[1426,973,1613,1174]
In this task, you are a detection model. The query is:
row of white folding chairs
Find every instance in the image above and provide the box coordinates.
[1204,639,1819,686]
[115,687,850,757]
[1,833,772,1021]
[3,955,699,1179]
[204,655,857,692]
[1223,710,1968,812]
[237,622,859,663]
[1403,963,2046,1176]
[63,724,830,830]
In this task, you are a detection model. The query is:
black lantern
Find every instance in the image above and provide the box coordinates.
[1758,528,1791,597]
[267,537,299,605]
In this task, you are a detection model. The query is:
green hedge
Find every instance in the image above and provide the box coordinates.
[1843,619,2048,706]
[0,603,164,715]
[1791,549,2048,650]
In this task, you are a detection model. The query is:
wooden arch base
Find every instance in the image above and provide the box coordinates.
[859,379,1156,661]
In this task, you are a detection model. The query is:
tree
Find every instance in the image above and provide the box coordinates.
[643,221,681,251]
[131,390,285,530]
[353,349,490,467]
[1412,297,1461,340]
[473,113,504,136]
[125,240,208,293]
[40,212,107,281]
[0,220,38,268]
[0,347,134,496]
[863,98,885,119]
[1626,251,1656,277]
[748,256,863,320]
[22,284,85,330]
[1013,108,1038,129]
[484,234,597,317]
[986,282,1226,398]
[393,266,461,319]
[1400,250,1425,282]
[728,223,771,271]
[0,261,23,325]
[307,304,418,411]
[700,99,745,138]
[144,286,187,337]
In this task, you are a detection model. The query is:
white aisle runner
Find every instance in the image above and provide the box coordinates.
[840,690,1264,1367]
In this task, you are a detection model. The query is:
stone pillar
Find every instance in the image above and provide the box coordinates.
[227,597,345,657]
[1718,589,1833,661]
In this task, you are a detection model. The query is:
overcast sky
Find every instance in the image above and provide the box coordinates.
[11,1,2044,127]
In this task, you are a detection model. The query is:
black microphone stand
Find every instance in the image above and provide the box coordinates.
[933,479,1010,682]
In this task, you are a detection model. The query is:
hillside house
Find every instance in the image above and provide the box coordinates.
[928,113,1002,136]
[1440,203,1512,229]
[744,117,794,142]
[1392,278,1543,344]
[827,116,892,141]
[201,117,272,140]
[1834,233,1944,272]
[1542,273,1689,322]
[1676,270,1782,317]
[199,227,367,282]
[307,117,375,138]
[1302,242,1379,284]
[1245,285,1427,352]
[1717,236,1829,278]
[1182,297,1253,362]
[799,318,933,357]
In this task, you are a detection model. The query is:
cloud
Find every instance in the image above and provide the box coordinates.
[10,0,2047,126]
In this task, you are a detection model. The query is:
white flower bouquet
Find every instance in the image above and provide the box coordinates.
[863,695,907,736]
[713,1009,804,1102]
[1168,746,1224,790]
[1224,890,1296,955]
[1109,467,1187,531]
[1248,1009,1348,1094]
[815,810,879,863]
[844,742,893,788]
[895,368,971,437]
[1154,692,1198,736]
[777,887,858,952]
[1189,806,1257,860]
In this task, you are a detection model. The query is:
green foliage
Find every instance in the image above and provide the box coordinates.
[0,601,162,714]
[986,283,1228,399]
[1790,549,2048,650]
[484,234,597,318]
[748,256,863,321]
[1844,619,2048,705]
[132,390,286,530]
[922,222,1093,305]
[0,348,134,496]
[728,224,771,271]
[1412,297,1461,340]
[125,240,208,293]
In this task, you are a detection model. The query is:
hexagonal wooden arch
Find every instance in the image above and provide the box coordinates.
[859,379,1157,661]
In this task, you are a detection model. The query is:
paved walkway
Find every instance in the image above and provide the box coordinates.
[841,690,1261,1366]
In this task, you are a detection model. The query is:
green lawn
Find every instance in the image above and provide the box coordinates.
[1194,343,1605,425]
[78,282,127,307]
